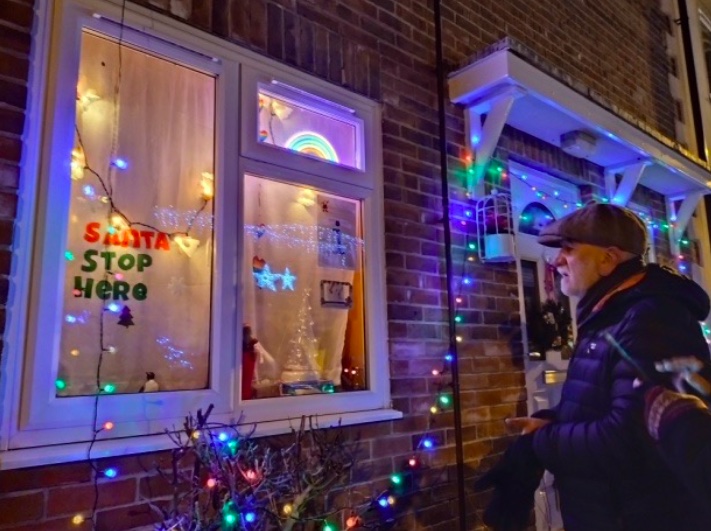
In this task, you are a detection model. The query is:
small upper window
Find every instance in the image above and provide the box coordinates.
[58,31,215,397]
[257,84,362,170]
[518,202,555,236]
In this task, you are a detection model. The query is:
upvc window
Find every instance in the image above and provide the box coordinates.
[1,0,393,466]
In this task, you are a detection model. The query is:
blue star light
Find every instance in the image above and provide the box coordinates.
[281,267,296,290]
[253,265,278,291]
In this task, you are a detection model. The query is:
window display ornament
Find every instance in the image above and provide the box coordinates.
[284,131,339,163]
[174,234,200,257]
[117,305,134,327]
[281,267,296,290]
[77,87,101,111]
[252,256,298,291]
[245,223,363,255]
[280,288,321,384]
[138,372,159,392]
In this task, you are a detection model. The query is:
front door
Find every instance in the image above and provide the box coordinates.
[518,235,571,531]
[510,164,581,531]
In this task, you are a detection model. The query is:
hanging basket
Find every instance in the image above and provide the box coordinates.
[475,192,516,263]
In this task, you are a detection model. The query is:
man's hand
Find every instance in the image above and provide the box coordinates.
[505,416,551,435]
[654,356,711,396]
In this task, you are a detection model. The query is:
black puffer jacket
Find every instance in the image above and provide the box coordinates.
[532,259,711,531]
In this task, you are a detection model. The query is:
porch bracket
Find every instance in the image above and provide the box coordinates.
[667,191,705,256]
[465,90,518,196]
[604,160,650,207]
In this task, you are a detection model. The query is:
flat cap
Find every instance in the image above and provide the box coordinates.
[537,203,648,255]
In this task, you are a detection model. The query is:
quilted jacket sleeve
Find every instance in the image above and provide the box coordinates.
[533,298,707,478]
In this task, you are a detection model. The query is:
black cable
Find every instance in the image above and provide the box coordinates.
[433,1,467,530]
[677,0,707,161]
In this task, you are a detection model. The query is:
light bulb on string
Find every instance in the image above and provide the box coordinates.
[283,504,293,516]
[200,172,214,200]
[422,437,434,449]
[70,148,85,181]
[102,421,114,431]
[408,456,419,467]
[78,88,101,110]
[56,379,67,390]
[72,514,85,525]
[378,497,389,508]
[110,213,128,231]
[206,478,217,488]
[430,405,438,414]
[103,467,118,478]
[103,383,116,393]
[218,432,229,442]
[112,158,128,170]
[244,512,256,523]
[432,369,440,376]
[346,515,360,528]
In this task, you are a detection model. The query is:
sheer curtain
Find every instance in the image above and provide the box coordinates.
[57,32,214,396]
[242,175,361,391]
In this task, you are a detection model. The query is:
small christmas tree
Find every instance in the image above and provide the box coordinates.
[150,406,384,530]
[281,289,320,383]
[118,305,135,328]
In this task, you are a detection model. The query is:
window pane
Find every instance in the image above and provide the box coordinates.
[242,174,366,399]
[56,32,215,396]
[257,86,361,170]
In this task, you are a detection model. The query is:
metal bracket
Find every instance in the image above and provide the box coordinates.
[667,191,705,256]
[604,160,649,207]
[464,88,521,196]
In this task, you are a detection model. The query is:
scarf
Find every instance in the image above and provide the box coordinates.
[576,256,645,325]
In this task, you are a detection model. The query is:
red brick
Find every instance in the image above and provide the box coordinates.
[0,461,91,494]
[0,1,34,29]
[46,478,137,516]
[0,25,31,55]
[2,516,93,531]
[94,502,160,531]
[0,135,22,163]
[0,491,44,526]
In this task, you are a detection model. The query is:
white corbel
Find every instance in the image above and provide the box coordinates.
[604,160,649,207]
[464,86,524,196]
[667,191,705,257]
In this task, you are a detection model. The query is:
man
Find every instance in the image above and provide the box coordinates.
[639,357,711,515]
[509,203,711,530]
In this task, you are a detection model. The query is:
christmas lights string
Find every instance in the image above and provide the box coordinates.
[68,8,391,531]
[370,206,480,514]
[65,1,214,527]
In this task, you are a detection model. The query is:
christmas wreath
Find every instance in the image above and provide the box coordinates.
[527,298,573,354]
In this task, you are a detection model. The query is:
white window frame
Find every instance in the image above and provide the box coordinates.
[0,0,397,469]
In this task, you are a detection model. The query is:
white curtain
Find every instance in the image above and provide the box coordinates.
[58,32,214,396]
[242,175,361,387]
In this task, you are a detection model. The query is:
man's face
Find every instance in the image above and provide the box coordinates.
[552,242,610,298]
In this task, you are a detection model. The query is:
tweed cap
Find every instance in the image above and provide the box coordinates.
[537,203,648,255]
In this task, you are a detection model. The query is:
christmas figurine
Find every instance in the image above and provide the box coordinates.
[242,324,278,400]
[139,371,160,392]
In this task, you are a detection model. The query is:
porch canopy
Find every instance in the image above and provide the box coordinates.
[448,40,711,252]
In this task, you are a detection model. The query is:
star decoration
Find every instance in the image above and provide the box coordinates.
[254,265,278,291]
[281,267,296,290]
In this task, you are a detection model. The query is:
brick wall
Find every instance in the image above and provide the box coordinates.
[0,0,680,530]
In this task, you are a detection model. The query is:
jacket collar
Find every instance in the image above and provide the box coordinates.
[576,257,646,327]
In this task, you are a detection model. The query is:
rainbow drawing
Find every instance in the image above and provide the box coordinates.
[284,132,339,163]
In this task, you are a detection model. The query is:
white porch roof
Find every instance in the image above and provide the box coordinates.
[448,44,711,199]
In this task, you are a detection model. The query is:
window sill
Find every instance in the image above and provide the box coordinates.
[0,408,403,470]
